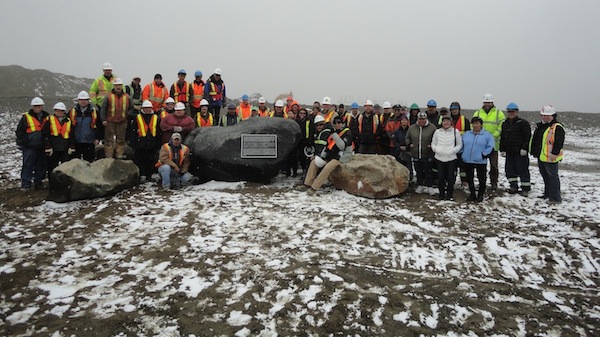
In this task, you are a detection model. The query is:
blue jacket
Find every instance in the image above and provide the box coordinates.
[461,129,494,164]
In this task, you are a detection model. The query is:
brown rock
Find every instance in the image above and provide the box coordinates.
[329,154,409,199]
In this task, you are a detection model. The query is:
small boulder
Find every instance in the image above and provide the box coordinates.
[186,118,301,182]
[48,158,139,202]
[329,154,409,199]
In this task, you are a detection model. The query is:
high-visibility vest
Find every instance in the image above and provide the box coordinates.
[196,113,213,127]
[314,129,329,146]
[106,93,130,119]
[358,114,379,134]
[90,75,114,106]
[323,110,336,123]
[258,107,270,117]
[454,115,467,134]
[208,82,224,101]
[172,81,190,103]
[23,113,47,133]
[237,103,252,120]
[48,115,71,139]
[136,114,158,137]
[269,111,288,118]
[540,123,564,163]
[327,128,350,150]
[191,82,205,108]
[149,83,167,104]
[156,143,189,167]
[69,107,98,129]
[221,114,241,126]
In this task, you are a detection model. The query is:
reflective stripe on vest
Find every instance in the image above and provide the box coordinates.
[196,113,213,127]
[69,107,98,129]
[269,111,288,118]
[258,107,270,117]
[304,120,311,139]
[237,104,252,120]
[48,115,71,139]
[358,114,378,134]
[191,82,205,108]
[314,129,329,146]
[323,110,335,123]
[24,113,45,133]
[149,83,166,103]
[327,128,349,150]
[454,115,466,134]
[136,114,158,137]
[173,81,190,103]
[107,93,130,118]
[209,82,224,101]
[540,123,564,163]
[156,143,189,167]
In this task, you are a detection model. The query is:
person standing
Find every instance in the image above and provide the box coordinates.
[257,97,270,117]
[160,102,195,143]
[43,102,75,175]
[125,76,143,113]
[461,117,495,202]
[204,68,226,125]
[269,100,287,118]
[16,97,49,191]
[392,115,413,181]
[425,99,439,128]
[89,62,116,112]
[142,74,169,113]
[194,99,214,127]
[156,133,192,190]
[130,100,162,182]
[408,103,420,125]
[406,112,437,193]
[170,69,193,114]
[355,100,381,154]
[530,105,565,204]
[499,102,532,195]
[220,103,242,126]
[190,70,205,116]
[237,94,252,120]
[432,115,463,200]
[473,93,505,190]
[101,78,133,159]
[450,101,470,186]
[69,91,102,162]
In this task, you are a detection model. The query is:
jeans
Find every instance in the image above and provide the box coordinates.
[158,164,192,188]
[436,159,457,198]
[538,161,561,202]
[21,147,47,188]
[465,163,487,197]
[505,153,531,191]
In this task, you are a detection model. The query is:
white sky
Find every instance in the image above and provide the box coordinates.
[1,0,599,112]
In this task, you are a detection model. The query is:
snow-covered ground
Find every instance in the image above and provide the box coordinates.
[0,111,598,336]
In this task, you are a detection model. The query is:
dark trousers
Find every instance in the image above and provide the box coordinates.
[21,147,47,188]
[285,151,299,176]
[75,143,96,162]
[209,105,221,126]
[414,157,433,187]
[133,148,158,178]
[538,161,561,202]
[489,150,499,187]
[457,156,468,183]
[465,163,487,197]
[505,153,531,191]
[358,143,377,154]
[395,150,413,182]
[436,159,457,198]
[47,150,71,176]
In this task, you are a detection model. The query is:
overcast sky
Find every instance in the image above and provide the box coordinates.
[1,0,599,112]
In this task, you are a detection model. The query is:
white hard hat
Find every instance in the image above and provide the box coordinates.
[364,99,373,106]
[77,91,90,100]
[175,102,185,110]
[321,97,332,105]
[482,93,494,103]
[112,77,124,85]
[540,105,556,116]
[165,97,175,104]
[214,68,222,75]
[31,97,44,106]
[313,115,326,124]
[275,100,285,107]
[314,155,327,168]
[53,102,66,111]
[382,101,392,109]
[258,97,266,103]
[102,62,113,70]
[142,100,153,108]
[200,99,209,106]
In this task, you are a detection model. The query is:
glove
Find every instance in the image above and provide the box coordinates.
[68,148,76,155]
[520,149,528,156]
[500,151,506,157]
[173,126,183,132]
[45,148,53,156]
[482,152,490,159]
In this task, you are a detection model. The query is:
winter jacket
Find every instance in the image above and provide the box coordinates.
[473,106,506,150]
[461,129,495,164]
[157,141,190,172]
[69,104,101,143]
[530,116,565,162]
[43,115,75,152]
[160,113,196,143]
[432,126,463,162]
[405,121,436,159]
[100,90,133,123]
[323,128,354,163]
[204,75,226,107]
[499,116,532,154]
[89,74,115,107]
[16,109,50,149]
[130,112,162,150]
[355,113,381,145]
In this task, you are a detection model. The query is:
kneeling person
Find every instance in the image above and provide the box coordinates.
[156,133,192,189]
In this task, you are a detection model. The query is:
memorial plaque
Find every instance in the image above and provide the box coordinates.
[241,134,278,158]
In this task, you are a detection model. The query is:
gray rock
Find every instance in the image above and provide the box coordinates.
[48,158,139,202]
[329,154,409,199]
[186,117,301,182]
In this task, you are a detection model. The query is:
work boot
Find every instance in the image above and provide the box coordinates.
[520,190,529,197]
[307,188,317,196]
[476,195,484,202]
[508,186,518,194]
[34,181,44,190]
[295,184,310,191]
[466,194,477,202]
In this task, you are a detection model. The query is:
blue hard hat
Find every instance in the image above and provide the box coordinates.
[194,70,202,77]
[242,94,249,100]
[351,102,359,109]
[506,102,519,111]
[427,99,437,107]
[178,69,186,75]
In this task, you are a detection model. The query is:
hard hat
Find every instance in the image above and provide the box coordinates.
[314,155,327,168]
[427,99,437,107]
[286,96,293,101]
[392,104,401,110]
[275,100,285,107]
[165,97,175,104]
[175,102,185,110]
[506,102,519,111]
[112,78,124,85]
[258,97,266,103]
[102,62,113,70]
[200,99,209,106]
[30,97,44,106]
[540,105,556,116]
[214,68,222,75]
[374,103,381,109]
[410,103,420,110]
[142,100,153,108]
[382,101,392,109]
[194,70,203,77]
[322,97,332,105]
[242,94,249,100]
[53,102,66,111]
[364,100,373,106]
[417,112,428,119]
[77,91,90,100]
[351,102,359,109]
[482,93,494,103]
[178,69,186,75]
[313,115,326,124]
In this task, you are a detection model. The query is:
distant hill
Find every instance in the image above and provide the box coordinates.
[0,65,92,99]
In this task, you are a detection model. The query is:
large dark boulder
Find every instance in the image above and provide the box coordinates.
[186,118,301,182]
[48,158,139,202]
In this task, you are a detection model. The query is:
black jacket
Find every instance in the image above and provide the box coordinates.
[500,116,531,153]
[530,117,565,159]
[16,109,49,149]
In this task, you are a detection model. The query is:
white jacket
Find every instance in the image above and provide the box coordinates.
[432,126,462,162]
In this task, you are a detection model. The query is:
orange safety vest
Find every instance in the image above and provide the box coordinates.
[269,111,288,118]
[208,82,224,101]
[106,93,130,119]
[540,123,564,163]
[136,114,158,137]
[258,107,270,117]
[191,82,205,108]
[48,115,71,139]
[237,103,252,120]
[156,143,189,167]
[23,113,47,133]
[172,81,190,103]
[147,83,168,110]
[358,114,379,134]
[454,115,467,134]
[323,110,336,123]
[195,113,213,127]
[69,107,98,129]
[327,128,350,150]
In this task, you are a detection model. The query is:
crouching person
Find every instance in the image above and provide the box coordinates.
[296,116,353,196]
[155,133,192,190]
